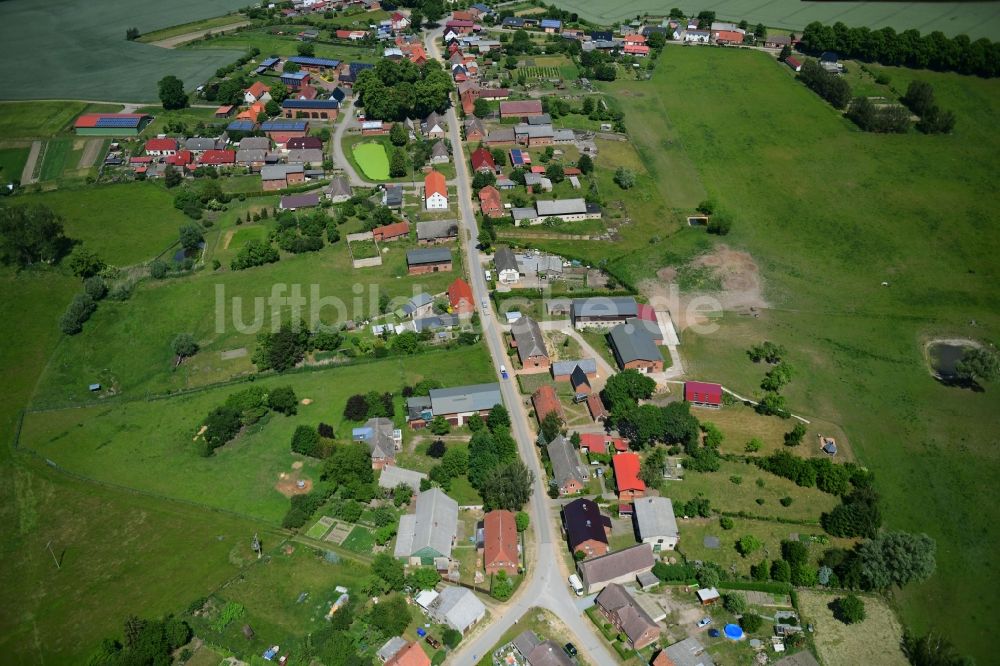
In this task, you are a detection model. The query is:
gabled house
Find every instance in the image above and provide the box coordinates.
[430,140,450,164]
[406,383,502,427]
[422,112,447,138]
[633,496,679,552]
[470,147,497,173]
[482,509,519,575]
[244,81,272,104]
[570,366,592,396]
[424,170,448,210]
[448,278,474,315]
[594,583,660,649]
[478,185,504,219]
[353,417,402,469]
[407,247,452,275]
[464,116,486,142]
[424,586,486,634]
[551,359,597,381]
[325,175,352,202]
[576,543,655,594]
[394,488,458,564]
[385,642,430,666]
[144,138,177,156]
[500,99,544,119]
[416,219,459,244]
[579,433,627,455]
[511,316,549,371]
[587,394,609,422]
[562,498,611,558]
[531,384,564,425]
[383,184,403,209]
[547,435,589,496]
[612,452,646,501]
[494,246,519,284]
[373,221,411,242]
[651,638,715,666]
[400,292,434,319]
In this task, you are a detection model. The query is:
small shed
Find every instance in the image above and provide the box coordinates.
[696,587,721,605]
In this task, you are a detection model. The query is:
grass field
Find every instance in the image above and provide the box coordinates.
[341,525,375,552]
[549,0,1000,39]
[15,182,191,265]
[582,48,1000,661]
[797,590,908,666]
[0,146,29,182]
[352,141,391,180]
[136,13,246,43]
[185,28,379,62]
[0,0,247,101]
[0,101,89,138]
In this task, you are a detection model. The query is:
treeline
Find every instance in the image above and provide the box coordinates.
[354,59,453,122]
[901,81,957,134]
[88,614,191,665]
[800,20,1000,78]
[798,59,852,109]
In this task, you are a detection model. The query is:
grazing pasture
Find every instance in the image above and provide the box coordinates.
[797,590,908,666]
[549,0,1000,39]
[0,0,247,101]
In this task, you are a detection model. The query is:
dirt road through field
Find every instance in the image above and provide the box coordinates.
[149,20,250,48]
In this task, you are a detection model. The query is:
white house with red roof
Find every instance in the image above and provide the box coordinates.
[244,81,272,104]
[144,138,178,156]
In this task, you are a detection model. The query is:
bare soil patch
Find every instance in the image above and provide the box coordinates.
[643,244,769,330]
[275,469,313,497]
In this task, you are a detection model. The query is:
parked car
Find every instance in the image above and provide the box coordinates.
[697,617,712,628]
[563,643,578,657]
[500,364,509,380]
[425,636,441,649]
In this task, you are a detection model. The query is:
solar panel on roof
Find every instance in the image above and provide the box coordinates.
[262,121,307,130]
[95,117,142,128]
[228,121,254,130]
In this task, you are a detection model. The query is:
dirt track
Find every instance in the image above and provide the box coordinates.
[148,20,250,48]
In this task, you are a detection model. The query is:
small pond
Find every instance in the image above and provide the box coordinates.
[927,341,975,379]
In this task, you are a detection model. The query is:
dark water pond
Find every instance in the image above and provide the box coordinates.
[928,342,969,378]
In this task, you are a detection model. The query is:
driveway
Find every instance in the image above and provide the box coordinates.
[331,104,370,187]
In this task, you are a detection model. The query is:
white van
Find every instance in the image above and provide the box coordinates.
[568,574,584,596]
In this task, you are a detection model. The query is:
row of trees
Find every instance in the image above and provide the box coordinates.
[798,59,852,109]
[901,81,957,134]
[800,20,1000,78]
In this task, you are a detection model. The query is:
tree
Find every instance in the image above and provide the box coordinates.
[720,516,734,530]
[614,167,635,189]
[231,239,279,270]
[955,347,999,385]
[707,211,732,235]
[539,411,563,442]
[158,75,188,110]
[479,459,534,511]
[344,394,370,421]
[372,553,406,591]
[393,483,413,507]
[696,565,720,589]
[84,275,107,301]
[297,42,315,57]
[0,205,73,268]
[902,631,974,666]
[429,415,451,435]
[390,148,407,177]
[487,404,510,432]
[515,511,530,532]
[441,446,468,478]
[545,163,565,183]
[265,99,281,117]
[737,534,763,556]
[68,247,105,278]
[172,333,199,358]
[164,164,182,188]
[831,594,866,624]
[781,539,810,567]
[639,446,666,488]
[745,438,763,452]
[202,405,242,451]
[442,628,461,649]
[779,44,792,61]
[723,592,748,615]
[367,593,410,634]
[602,369,656,411]
[268,385,298,414]
[491,570,515,600]
[322,443,374,487]
[409,11,423,31]
[59,293,97,335]
[269,82,290,103]
[389,123,408,146]
[179,224,204,252]
[739,612,763,633]
[856,531,936,590]
[291,425,321,457]
[427,439,447,458]
[771,559,792,582]
[125,27,140,40]
[784,422,807,446]
[577,153,594,175]
[473,97,491,118]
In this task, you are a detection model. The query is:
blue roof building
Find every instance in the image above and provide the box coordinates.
[280,71,310,87]
[540,19,563,30]
[288,56,341,68]
[227,120,256,132]
[261,120,308,132]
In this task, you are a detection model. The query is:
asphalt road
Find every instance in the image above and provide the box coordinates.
[331,103,369,186]
[421,29,618,666]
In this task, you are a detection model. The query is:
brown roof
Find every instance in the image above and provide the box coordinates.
[587,393,608,420]
[527,640,574,666]
[595,583,659,646]
[577,544,655,588]
[511,316,547,363]
[483,510,518,569]
[532,384,563,423]
[386,642,431,666]
[500,99,543,116]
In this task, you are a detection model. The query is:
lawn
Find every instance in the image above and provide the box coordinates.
[19,346,494,521]
[797,590,908,666]
[547,0,1000,39]
[0,101,89,138]
[37,137,73,182]
[571,48,1000,661]
[0,0,247,101]
[695,401,851,459]
[341,525,376,553]
[352,141,391,180]
[0,146,29,182]
[15,181,192,265]
[185,27,378,62]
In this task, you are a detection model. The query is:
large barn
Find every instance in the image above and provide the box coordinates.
[74,113,152,136]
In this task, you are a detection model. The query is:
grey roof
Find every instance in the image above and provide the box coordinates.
[407,247,452,266]
[626,316,662,341]
[429,383,502,416]
[571,296,638,319]
[517,254,562,274]
[378,465,428,492]
[513,631,541,658]
[414,314,459,332]
[595,583,659,646]
[577,544,655,588]
[511,317,547,361]
[422,111,446,132]
[527,641,574,666]
[547,435,589,491]
[402,292,434,316]
[484,128,515,143]
[527,113,553,126]
[634,497,678,541]
[553,129,575,142]
[325,175,352,198]
[184,137,218,151]
[235,149,266,164]
[494,246,518,272]
[238,136,270,151]
[552,358,597,377]
[515,123,554,138]
[286,148,324,164]
[405,395,432,421]
[609,322,660,365]
[537,198,587,217]
[496,177,516,188]
[570,366,590,390]
[430,140,450,159]
[280,192,321,209]
[377,636,408,663]
[658,637,715,666]
[417,219,459,241]
[384,184,403,206]
[524,173,543,186]
[363,417,397,460]
[511,207,538,222]
[261,164,304,180]
[464,116,485,135]
[394,488,458,559]
[427,586,486,633]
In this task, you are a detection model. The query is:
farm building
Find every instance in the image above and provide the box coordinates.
[571,296,638,328]
[407,248,453,275]
[632,496,679,551]
[214,104,235,118]
[288,56,341,71]
[499,99,544,119]
[280,70,311,89]
[578,433,627,455]
[416,219,459,244]
[612,452,646,501]
[74,113,152,136]
[532,384,564,424]
[373,221,410,242]
[651,638,715,666]
[394,488,458,565]
[144,138,177,156]
[482,509,519,575]
[547,435,589,496]
[609,322,663,373]
[280,192,321,210]
[587,394,609,422]
[510,316,549,371]
[684,381,722,408]
[282,98,340,120]
[576,544,655,594]
[262,120,309,140]
[261,164,305,191]
[406,383,502,428]
[552,359,597,382]
[562,498,611,558]
[378,465,427,493]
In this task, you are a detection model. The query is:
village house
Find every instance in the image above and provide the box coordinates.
[244,81,272,104]
[551,359,597,382]
[260,164,305,191]
[571,296,638,328]
[416,219,459,244]
[424,170,449,210]
[198,149,236,166]
[373,221,410,242]
[579,433,628,456]
[511,316,549,371]
[448,278,474,315]
[325,175,352,202]
[286,148,324,165]
[514,123,555,147]
[609,322,663,373]
[651,638,715,666]
[406,383,502,428]
[494,246,520,284]
[576,543,655,594]
[785,56,803,72]
[262,120,309,144]
[464,116,485,142]
[430,140,450,164]
[421,111,447,138]
[478,185,504,219]
[482,509,519,575]
[531,384,564,425]
[353,417,403,469]
[612,452,646,501]
[421,586,486,635]
[279,192,320,210]
[587,394,609,422]
[499,99,544,119]
[470,146,498,174]
[144,138,177,156]
[594,583,661,649]
[406,247,453,275]
[633,496,679,552]
[383,184,404,209]
[547,435,589,496]
[562,498,611,558]
[394,487,458,565]
[384,642,430,666]
[399,292,433,319]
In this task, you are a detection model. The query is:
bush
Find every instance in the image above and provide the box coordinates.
[108,281,135,301]
[719,516,734,530]
[291,425,321,457]
[427,439,447,458]
[442,628,462,648]
[282,492,324,528]
[84,275,108,300]
[652,561,696,582]
[149,259,168,279]
[739,612,763,633]
[268,385,298,415]
[723,592,748,615]
[737,534,763,556]
[831,594,866,624]
[59,293,97,334]
[202,405,243,452]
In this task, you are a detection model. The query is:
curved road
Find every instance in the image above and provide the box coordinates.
[421,29,617,666]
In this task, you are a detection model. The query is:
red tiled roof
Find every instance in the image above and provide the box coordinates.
[215,104,235,115]
[470,147,495,171]
[500,99,543,116]
[563,167,581,176]
[424,169,447,197]
[478,185,502,216]
[386,642,430,666]
[579,433,627,454]
[448,278,473,311]
[373,221,410,239]
[684,381,722,405]
[166,150,193,166]
[532,385,563,423]
[199,149,236,165]
[587,393,609,420]
[483,510,518,569]
[74,113,146,128]
[624,44,650,54]
[612,452,645,493]
[145,138,177,152]
[785,56,802,68]
[636,303,657,322]
[625,34,647,44]
[246,81,270,99]
[715,30,744,43]
[129,156,153,164]
[461,89,476,114]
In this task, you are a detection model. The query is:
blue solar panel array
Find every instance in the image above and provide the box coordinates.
[282,99,340,109]
[227,120,255,131]
[289,56,341,68]
[95,116,142,128]
[260,57,280,68]
[281,71,309,80]
[261,120,308,131]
